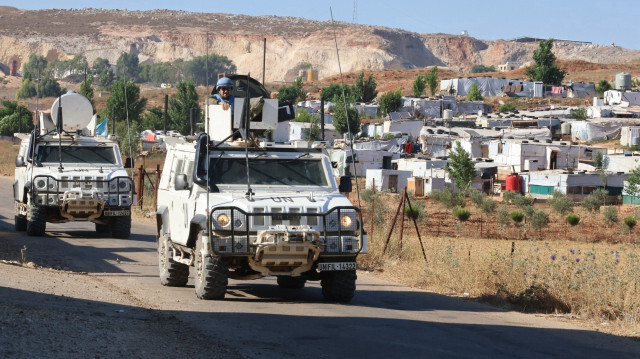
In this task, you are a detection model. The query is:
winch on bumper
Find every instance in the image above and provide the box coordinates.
[60,188,105,221]
[248,225,322,276]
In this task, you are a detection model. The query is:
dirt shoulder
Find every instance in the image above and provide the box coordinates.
[0,231,241,359]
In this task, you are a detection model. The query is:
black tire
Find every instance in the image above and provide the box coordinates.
[321,270,357,303]
[95,223,110,234]
[158,226,189,287]
[111,215,131,239]
[26,204,46,236]
[194,233,228,300]
[277,275,307,289]
[15,215,27,232]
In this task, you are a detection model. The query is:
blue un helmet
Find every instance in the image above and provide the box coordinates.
[216,77,234,91]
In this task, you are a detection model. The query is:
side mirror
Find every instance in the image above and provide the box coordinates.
[15,156,25,167]
[338,176,352,193]
[174,174,189,191]
[124,157,134,168]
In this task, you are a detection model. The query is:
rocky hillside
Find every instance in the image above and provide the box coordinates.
[1,6,639,83]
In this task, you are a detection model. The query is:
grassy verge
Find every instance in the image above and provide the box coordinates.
[358,191,640,337]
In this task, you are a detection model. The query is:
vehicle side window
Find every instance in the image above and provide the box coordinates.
[170,158,184,188]
[185,160,194,184]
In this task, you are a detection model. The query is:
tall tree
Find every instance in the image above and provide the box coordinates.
[624,166,640,205]
[466,82,483,101]
[168,80,201,135]
[524,39,566,85]
[116,52,140,81]
[353,71,378,102]
[596,80,612,98]
[321,83,351,103]
[181,55,236,86]
[412,74,426,97]
[106,79,147,123]
[379,89,403,116]
[22,54,48,81]
[424,66,439,96]
[332,97,360,136]
[0,101,32,136]
[277,77,305,104]
[446,141,476,192]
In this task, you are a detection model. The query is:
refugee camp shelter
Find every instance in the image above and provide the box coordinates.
[522,170,626,201]
[288,122,339,142]
[620,126,640,146]
[366,169,413,193]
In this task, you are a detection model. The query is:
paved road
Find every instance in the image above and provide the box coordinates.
[1,176,639,358]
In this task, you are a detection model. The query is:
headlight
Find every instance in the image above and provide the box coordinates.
[340,215,353,228]
[118,181,127,189]
[36,179,46,190]
[217,213,230,227]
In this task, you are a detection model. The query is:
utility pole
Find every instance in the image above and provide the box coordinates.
[352,0,358,24]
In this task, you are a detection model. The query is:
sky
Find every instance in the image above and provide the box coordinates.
[3,0,639,50]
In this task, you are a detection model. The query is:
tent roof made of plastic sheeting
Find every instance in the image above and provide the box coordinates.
[569,120,622,141]
[389,111,413,121]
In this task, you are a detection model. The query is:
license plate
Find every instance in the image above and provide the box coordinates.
[104,210,130,216]
[318,262,356,271]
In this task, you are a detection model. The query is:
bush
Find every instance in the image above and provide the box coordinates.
[581,188,608,213]
[431,188,464,209]
[624,217,637,230]
[569,107,587,120]
[502,190,519,204]
[481,197,497,216]
[498,103,517,113]
[453,207,471,222]
[468,188,485,207]
[510,211,525,224]
[548,190,574,215]
[566,214,580,226]
[405,204,422,220]
[513,194,535,209]
[530,210,550,232]
[497,205,511,228]
[602,206,618,225]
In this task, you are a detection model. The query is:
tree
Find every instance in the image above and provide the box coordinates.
[625,166,640,205]
[0,101,32,136]
[548,190,574,215]
[332,98,360,136]
[471,65,496,73]
[16,79,36,99]
[181,55,236,86]
[379,89,402,116]
[79,76,94,105]
[96,67,114,89]
[168,80,201,135]
[424,66,439,96]
[412,74,426,97]
[141,107,165,131]
[107,79,147,123]
[277,77,305,104]
[524,39,566,85]
[353,71,377,102]
[446,141,476,192]
[466,82,483,101]
[22,54,48,81]
[596,80,612,98]
[92,58,111,73]
[38,77,63,98]
[321,83,351,102]
[116,52,140,81]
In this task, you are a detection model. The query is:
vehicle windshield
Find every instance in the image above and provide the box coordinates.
[209,157,328,186]
[36,145,117,165]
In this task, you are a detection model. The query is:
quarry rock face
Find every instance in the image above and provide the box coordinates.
[1,7,638,82]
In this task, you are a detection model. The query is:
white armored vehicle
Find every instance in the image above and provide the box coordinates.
[156,76,366,302]
[13,91,134,238]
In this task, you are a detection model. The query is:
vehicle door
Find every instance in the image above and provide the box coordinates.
[167,150,194,244]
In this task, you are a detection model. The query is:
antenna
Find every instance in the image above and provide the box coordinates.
[352,0,358,24]
[242,73,254,201]
[57,93,64,172]
[330,7,362,210]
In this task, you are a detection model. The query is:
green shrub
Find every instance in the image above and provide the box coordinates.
[569,107,587,120]
[624,217,637,230]
[497,205,511,228]
[513,194,535,209]
[581,188,608,212]
[510,211,525,224]
[602,206,618,225]
[481,197,497,216]
[468,188,485,207]
[431,188,464,209]
[453,207,471,222]
[566,214,580,226]
[548,190,574,215]
[502,190,519,204]
[499,103,517,113]
[530,210,550,232]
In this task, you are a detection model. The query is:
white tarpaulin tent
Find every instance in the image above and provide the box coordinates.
[620,126,640,146]
[570,120,622,141]
[440,77,535,97]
